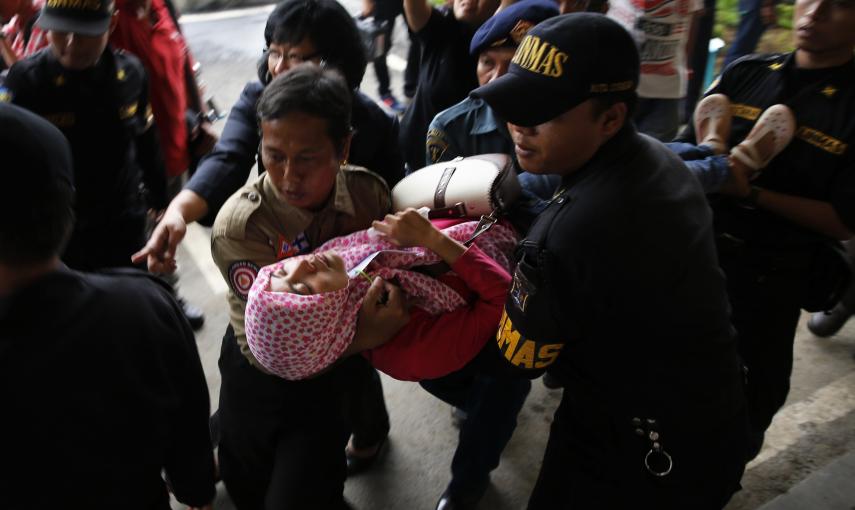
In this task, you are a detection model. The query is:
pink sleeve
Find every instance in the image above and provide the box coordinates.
[363,244,512,381]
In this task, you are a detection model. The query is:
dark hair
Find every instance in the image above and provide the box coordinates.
[0,179,75,265]
[257,64,353,155]
[590,91,638,120]
[257,0,367,90]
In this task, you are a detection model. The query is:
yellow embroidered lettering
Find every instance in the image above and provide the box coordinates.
[511,340,536,369]
[496,310,521,361]
[47,0,102,9]
[535,47,557,75]
[730,103,761,121]
[511,35,568,77]
[796,126,847,155]
[609,80,633,92]
[535,344,563,368]
[512,36,536,66]
[523,38,549,71]
[550,52,567,77]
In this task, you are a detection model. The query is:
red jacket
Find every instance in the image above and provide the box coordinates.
[111,0,189,177]
[363,243,511,381]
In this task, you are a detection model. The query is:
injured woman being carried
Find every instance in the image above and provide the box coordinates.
[244,208,518,381]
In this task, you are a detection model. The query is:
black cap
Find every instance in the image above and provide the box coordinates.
[469,0,559,56]
[0,103,74,192]
[470,13,639,127]
[37,0,114,36]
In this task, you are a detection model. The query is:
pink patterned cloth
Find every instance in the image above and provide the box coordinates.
[245,221,518,380]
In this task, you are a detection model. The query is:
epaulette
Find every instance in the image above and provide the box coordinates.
[110,50,151,124]
[212,185,266,240]
[433,96,484,127]
[112,50,145,83]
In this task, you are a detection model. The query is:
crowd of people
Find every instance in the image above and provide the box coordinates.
[1,0,853,507]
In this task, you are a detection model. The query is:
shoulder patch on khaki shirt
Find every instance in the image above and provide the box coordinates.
[228,260,260,300]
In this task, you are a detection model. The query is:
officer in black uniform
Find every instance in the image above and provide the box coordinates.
[676,0,855,459]
[1,0,166,272]
[470,14,749,508]
[0,102,215,509]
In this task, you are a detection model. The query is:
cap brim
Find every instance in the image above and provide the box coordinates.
[470,71,583,128]
[36,11,111,36]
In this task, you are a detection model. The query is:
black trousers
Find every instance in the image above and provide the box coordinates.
[217,326,389,510]
[528,392,747,509]
[718,246,805,459]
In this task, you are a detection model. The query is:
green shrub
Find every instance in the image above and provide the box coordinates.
[713,0,794,52]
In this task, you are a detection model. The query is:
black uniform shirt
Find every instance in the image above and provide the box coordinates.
[399,7,478,173]
[2,48,167,225]
[482,126,744,438]
[186,80,404,224]
[0,267,216,508]
[678,53,855,247]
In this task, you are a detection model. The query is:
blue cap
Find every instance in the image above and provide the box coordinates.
[469,0,559,56]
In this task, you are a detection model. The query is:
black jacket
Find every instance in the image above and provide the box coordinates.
[480,127,747,503]
[0,267,216,508]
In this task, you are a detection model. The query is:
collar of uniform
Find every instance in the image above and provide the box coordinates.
[776,52,794,71]
[787,50,855,83]
[260,166,356,221]
[468,97,502,135]
[46,46,112,81]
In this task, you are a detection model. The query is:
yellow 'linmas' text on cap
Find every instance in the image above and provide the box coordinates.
[511,35,568,78]
[46,0,102,10]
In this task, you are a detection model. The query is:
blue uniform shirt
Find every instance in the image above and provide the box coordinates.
[426,96,513,166]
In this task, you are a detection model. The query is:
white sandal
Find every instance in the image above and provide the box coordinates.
[694,93,732,155]
[730,104,796,170]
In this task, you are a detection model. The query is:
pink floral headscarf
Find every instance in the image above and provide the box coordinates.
[245,221,518,380]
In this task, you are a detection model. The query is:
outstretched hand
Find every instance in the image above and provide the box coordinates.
[131,208,187,274]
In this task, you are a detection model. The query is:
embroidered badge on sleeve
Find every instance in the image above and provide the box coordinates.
[228,260,260,300]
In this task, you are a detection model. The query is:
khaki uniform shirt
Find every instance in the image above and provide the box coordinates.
[211,165,391,367]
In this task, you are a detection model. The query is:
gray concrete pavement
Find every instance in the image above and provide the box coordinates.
[758,450,855,510]
[174,5,855,509]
